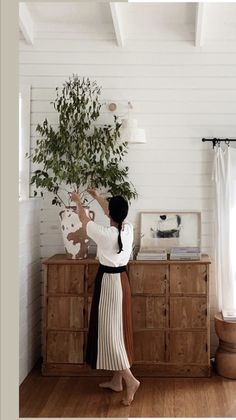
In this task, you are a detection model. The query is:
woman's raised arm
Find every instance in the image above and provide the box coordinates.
[87,188,109,218]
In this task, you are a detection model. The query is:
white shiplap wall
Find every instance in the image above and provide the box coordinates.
[19,198,41,384]
[19,28,236,358]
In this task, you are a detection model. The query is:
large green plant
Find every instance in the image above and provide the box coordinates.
[29,74,137,206]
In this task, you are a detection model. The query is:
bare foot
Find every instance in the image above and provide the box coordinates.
[99,381,123,392]
[121,379,140,406]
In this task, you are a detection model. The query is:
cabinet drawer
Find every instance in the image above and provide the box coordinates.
[47,297,84,329]
[47,331,84,363]
[169,331,208,364]
[133,331,165,362]
[170,264,207,294]
[170,297,207,328]
[47,265,84,294]
[87,264,99,295]
[129,264,167,294]
[132,296,166,329]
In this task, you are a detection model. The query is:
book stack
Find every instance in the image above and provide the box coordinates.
[136,248,167,261]
[170,247,201,260]
[222,310,236,321]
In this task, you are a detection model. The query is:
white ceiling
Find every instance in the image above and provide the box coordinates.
[121,3,196,24]
[27,2,112,24]
[26,2,196,25]
[19,2,236,45]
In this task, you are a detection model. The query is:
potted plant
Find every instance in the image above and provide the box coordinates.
[29,74,137,259]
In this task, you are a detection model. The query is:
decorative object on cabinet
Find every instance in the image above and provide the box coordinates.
[28,74,137,258]
[140,211,201,253]
[59,207,95,259]
[214,312,236,379]
[42,254,211,378]
[136,248,167,260]
[170,247,201,260]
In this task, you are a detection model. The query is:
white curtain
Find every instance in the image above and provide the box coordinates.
[212,145,236,312]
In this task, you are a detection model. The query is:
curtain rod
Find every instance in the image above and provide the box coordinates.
[202,138,236,148]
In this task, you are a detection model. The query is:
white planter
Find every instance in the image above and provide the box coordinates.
[59,206,95,259]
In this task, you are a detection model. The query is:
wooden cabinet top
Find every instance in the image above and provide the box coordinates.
[43,254,211,265]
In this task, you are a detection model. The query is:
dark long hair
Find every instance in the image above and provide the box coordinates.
[108,196,129,254]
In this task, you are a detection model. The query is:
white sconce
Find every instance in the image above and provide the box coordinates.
[120,116,146,144]
[108,101,147,144]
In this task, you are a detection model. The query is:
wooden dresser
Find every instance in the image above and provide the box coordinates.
[42,254,211,377]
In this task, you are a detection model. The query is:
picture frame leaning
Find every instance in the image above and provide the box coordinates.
[139,211,201,253]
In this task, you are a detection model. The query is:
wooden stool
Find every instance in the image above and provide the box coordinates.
[214,312,236,379]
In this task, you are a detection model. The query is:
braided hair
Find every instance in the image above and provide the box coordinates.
[108,196,129,254]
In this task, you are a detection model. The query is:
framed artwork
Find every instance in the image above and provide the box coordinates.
[139,211,201,252]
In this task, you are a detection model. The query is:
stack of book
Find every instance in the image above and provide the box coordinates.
[170,247,201,260]
[136,248,167,261]
[222,310,236,321]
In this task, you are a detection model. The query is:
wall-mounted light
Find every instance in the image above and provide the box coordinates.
[120,116,146,144]
[107,101,147,144]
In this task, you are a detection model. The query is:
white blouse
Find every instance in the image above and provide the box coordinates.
[86,220,133,267]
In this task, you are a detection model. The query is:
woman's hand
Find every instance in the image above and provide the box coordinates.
[71,191,81,203]
[87,188,99,198]
[87,188,109,217]
[71,191,90,226]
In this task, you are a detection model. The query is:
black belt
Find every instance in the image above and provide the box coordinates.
[99,264,127,273]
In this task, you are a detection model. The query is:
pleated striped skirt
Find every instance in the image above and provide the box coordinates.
[86,264,134,371]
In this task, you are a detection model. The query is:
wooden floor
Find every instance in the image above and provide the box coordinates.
[20,361,236,418]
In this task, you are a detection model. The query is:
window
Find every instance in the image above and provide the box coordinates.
[19,84,31,200]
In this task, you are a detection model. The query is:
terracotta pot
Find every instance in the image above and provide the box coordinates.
[59,206,95,259]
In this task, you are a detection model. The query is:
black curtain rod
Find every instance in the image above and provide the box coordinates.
[202,138,236,148]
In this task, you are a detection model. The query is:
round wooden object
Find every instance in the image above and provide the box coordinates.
[108,102,117,112]
[214,312,236,379]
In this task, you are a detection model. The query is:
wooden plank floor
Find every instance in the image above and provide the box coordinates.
[19,361,236,418]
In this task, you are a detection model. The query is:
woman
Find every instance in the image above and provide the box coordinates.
[71,189,140,406]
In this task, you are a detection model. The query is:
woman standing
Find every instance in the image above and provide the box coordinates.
[71,189,140,406]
